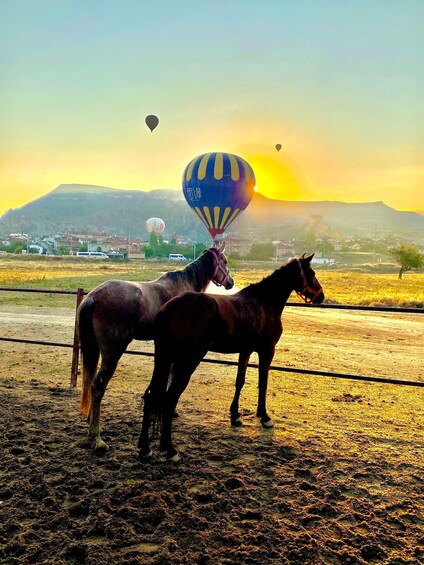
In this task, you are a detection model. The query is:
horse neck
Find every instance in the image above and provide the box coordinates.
[250,262,299,314]
[178,252,215,292]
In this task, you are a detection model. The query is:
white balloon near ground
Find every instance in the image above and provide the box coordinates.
[146,217,165,234]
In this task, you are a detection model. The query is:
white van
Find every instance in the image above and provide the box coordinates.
[168,253,187,261]
[77,251,110,259]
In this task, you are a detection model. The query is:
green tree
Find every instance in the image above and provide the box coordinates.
[57,245,70,255]
[391,244,424,279]
[149,232,158,248]
[9,242,25,254]
[246,243,274,261]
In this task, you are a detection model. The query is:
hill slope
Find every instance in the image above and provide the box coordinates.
[0,184,423,241]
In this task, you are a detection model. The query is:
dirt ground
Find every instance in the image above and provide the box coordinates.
[0,305,423,564]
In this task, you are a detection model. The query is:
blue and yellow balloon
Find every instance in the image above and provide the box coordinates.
[182,152,256,240]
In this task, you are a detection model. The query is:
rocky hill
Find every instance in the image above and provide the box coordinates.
[1,184,423,242]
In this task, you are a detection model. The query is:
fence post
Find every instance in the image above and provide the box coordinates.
[70,288,85,388]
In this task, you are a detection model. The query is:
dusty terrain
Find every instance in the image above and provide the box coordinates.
[0,305,423,564]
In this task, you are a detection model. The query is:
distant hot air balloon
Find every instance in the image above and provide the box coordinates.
[275,143,282,152]
[182,152,256,240]
[146,217,165,235]
[145,115,159,132]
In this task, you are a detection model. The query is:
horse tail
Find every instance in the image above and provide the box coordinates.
[143,348,172,438]
[78,297,100,417]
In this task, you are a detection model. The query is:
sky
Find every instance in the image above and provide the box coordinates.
[1,0,423,217]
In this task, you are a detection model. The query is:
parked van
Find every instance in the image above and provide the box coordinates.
[168,253,187,261]
[76,251,110,259]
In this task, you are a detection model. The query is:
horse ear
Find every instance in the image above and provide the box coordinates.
[303,253,314,263]
[217,241,226,253]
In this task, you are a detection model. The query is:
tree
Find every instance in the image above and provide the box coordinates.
[149,232,158,248]
[246,243,274,261]
[391,244,424,279]
[8,242,24,254]
[57,245,70,255]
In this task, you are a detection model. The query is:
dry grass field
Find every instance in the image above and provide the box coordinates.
[0,256,423,564]
[0,255,423,308]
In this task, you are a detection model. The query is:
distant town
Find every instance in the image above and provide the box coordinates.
[1,228,422,268]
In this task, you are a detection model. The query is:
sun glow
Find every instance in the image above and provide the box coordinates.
[251,154,312,201]
[233,144,313,202]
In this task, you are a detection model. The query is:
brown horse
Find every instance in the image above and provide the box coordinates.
[78,242,233,451]
[138,254,324,461]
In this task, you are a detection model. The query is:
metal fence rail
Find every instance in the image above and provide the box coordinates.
[1,286,423,313]
[0,286,423,388]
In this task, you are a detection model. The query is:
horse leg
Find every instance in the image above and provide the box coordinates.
[138,393,154,459]
[88,347,126,451]
[256,347,275,428]
[159,357,202,462]
[138,354,173,459]
[230,351,251,426]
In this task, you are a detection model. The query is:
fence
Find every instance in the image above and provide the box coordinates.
[0,286,423,388]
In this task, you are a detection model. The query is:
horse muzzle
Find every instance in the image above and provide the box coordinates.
[296,286,324,304]
[304,287,324,304]
[311,288,324,304]
[224,274,235,290]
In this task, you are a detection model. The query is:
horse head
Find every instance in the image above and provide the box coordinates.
[295,254,324,304]
[209,242,234,290]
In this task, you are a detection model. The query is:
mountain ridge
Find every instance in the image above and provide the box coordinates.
[1,184,423,242]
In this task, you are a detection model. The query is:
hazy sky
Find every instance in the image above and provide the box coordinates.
[1,0,423,216]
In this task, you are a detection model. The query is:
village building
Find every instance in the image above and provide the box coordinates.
[222,234,252,256]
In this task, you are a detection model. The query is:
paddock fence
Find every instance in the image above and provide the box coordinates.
[0,286,423,389]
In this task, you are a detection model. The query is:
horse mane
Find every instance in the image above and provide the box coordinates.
[161,250,214,292]
[242,259,299,299]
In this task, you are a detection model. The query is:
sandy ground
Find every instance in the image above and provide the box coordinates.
[0,305,423,564]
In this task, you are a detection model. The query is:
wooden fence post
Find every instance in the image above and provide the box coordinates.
[70,288,85,388]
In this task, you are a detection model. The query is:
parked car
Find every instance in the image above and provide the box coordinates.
[76,251,110,259]
[168,253,187,261]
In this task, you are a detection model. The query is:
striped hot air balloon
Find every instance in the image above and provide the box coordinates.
[182,152,256,239]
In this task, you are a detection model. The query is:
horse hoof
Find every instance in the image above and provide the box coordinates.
[93,439,109,452]
[167,450,181,463]
[231,416,243,427]
[139,448,153,460]
[261,418,275,429]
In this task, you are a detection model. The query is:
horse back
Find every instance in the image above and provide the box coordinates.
[212,294,282,351]
[155,292,220,351]
[83,279,166,342]
[155,291,282,355]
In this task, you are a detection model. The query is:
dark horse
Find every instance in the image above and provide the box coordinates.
[78,242,233,451]
[138,254,324,461]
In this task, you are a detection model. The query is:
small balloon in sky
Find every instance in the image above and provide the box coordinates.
[275,143,282,152]
[145,115,159,132]
[146,217,165,234]
[182,152,256,240]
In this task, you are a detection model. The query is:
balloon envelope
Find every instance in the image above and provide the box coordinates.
[182,152,256,239]
[146,217,165,234]
[275,143,282,152]
[145,115,159,132]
